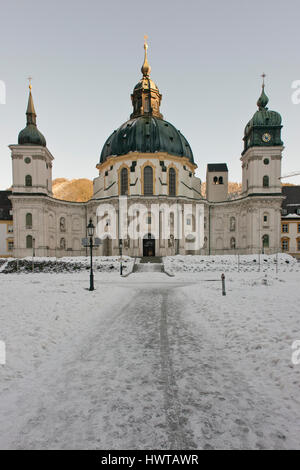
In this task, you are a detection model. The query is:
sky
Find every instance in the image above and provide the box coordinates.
[0,0,300,190]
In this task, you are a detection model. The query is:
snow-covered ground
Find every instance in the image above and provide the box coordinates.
[0,256,134,274]
[0,255,300,449]
[164,253,299,274]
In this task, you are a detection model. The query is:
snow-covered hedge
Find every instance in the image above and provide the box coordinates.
[0,256,134,274]
[164,253,299,273]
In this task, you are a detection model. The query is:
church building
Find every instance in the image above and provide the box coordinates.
[8,40,284,258]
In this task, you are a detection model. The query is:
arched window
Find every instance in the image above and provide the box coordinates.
[120,167,128,195]
[25,175,32,187]
[230,237,236,249]
[26,235,33,249]
[219,176,223,185]
[26,213,32,229]
[230,216,236,232]
[263,175,269,187]
[262,234,269,248]
[144,166,153,195]
[169,167,176,196]
[60,238,66,250]
[60,217,66,232]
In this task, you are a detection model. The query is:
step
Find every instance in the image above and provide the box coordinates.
[133,263,164,273]
[139,257,162,264]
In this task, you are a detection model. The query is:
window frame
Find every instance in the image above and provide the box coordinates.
[263,175,269,188]
[26,212,32,229]
[120,167,129,196]
[25,174,32,187]
[143,165,154,196]
[168,167,176,196]
[281,237,289,252]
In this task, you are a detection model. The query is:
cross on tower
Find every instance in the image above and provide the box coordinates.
[28,76,32,90]
[261,73,266,87]
[144,35,148,49]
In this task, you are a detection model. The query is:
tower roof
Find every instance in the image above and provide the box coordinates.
[100,116,194,164]
[18,80,46,147]
[245,77,282,135]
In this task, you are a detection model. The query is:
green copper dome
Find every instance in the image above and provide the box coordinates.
[100,116,194,164]
[244,85,282,135]
[18,87,46,147]
[243,81,283,154]
[18,124,46,147]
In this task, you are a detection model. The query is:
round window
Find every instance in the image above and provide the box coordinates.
[263,158,270,165]
[24,157,31,164]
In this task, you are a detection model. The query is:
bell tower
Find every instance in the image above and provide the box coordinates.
[241,75,283,196]
[10,80,54,196]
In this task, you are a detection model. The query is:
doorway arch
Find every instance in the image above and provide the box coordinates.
[143,233,155,257]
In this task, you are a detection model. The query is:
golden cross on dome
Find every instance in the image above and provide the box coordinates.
[261,73,266,87]
[28,76,32,90]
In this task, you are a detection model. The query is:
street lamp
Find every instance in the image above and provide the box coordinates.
[87,218,95,291]
[119,239,123,275]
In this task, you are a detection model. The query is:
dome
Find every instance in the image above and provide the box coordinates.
[134,77,159,91]
[244,109,282,136]
[18,124,46,147]
[244,84,282,136]
[100,116,194,164]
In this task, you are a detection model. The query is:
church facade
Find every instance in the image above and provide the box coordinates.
[9,42,284,258]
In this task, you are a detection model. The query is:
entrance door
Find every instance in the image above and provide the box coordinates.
[143,235,155,257]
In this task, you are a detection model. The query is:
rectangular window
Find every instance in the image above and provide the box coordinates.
[7,224,13,233]
[8,241,14,251]
[298,239,300,251]
[282,239,289,252]
[187,219,191,226]
[147,217,151,224]
[264,215,268,222]
[282,223,289,233]
[298,223,300,233]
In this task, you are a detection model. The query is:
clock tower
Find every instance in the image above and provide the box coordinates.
[241,77,283,195]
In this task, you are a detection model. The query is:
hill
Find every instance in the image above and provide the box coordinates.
[52,178,93,202]
[52,178,295,202]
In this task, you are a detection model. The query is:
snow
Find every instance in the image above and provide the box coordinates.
[0,256,134,274]
[0,255,300,449]
[164,253,299,274]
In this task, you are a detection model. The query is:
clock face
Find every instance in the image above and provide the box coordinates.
[262,132,271,143]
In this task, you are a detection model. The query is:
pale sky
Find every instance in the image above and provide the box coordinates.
[1,0,300,189]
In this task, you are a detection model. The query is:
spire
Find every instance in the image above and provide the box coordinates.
[257,73,269,110]
[18,78,46,147]
[130,37,163,119]
[141,35,151,78]
[26,77,37,126]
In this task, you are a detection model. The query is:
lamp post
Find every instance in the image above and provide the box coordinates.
[119,239,123,275]
[87,218,95,291]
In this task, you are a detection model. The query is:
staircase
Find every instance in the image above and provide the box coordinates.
[133,257,164,273]
[140,256,162,264]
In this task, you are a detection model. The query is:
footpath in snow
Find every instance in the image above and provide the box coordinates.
[0,254,299,449]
